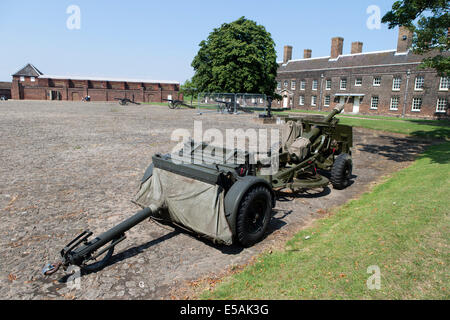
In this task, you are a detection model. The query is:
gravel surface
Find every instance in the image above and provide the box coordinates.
[0,100,431,300]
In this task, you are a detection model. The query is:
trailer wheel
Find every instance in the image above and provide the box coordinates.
[331,153,352,190]
[236,185,272,247]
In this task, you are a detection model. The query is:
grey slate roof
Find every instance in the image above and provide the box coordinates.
[12,64,43,77]
[277,50,441,73]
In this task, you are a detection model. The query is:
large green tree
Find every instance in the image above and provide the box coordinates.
[191,17,278,95]
[382,0,449,75]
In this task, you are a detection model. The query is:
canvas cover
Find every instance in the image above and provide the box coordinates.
[281,121,310,160]
[134,168,233,245]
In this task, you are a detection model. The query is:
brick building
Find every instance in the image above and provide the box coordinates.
[0,81,11,99]
[275,27,449,118]
[10,64,180,103]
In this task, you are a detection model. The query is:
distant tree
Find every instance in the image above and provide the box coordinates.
[180,79,197,105]
[191,17,279,96]
[382,0,449,75]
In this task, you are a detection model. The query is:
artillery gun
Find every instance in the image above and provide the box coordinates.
[43,104,352,275]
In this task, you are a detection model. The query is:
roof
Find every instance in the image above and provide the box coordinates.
[277,50,442,74]
[39,75,179,84]
[0,81,11,89]
[11,63,179,84]
[12,64,43,77]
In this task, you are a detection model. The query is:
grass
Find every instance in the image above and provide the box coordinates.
[337,117,450,140]
[202,141,450,300]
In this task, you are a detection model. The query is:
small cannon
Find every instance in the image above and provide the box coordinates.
[43,104,352,275]
[114,98,140,106]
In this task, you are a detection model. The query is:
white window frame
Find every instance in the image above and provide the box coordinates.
[300,80,306,90]
[291,80,296,90]
[30,77,36,82]
[371,96,379,110]
[283,80,288,88]
[412,97,422,112]
[390,96,399,110]
[20,76,25,82]
[299,95,305,106]
[311,95,317,106]
[373,77,381,86]
[436,98,447,113]
[439,77,449,91]
[392,77,401,91]
[340,78,347,90]
[277,82,281,90]
[325,79,331,90]
[312,80,318,91]
[324,95,331,107]
[355,78,362,86]
[415,76,424,91]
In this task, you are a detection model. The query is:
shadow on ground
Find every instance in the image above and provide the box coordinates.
[357,135,431,162]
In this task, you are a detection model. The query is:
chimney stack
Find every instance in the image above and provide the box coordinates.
[331,37,344,59]
[283,45,293,63]
[397,26,413,53]
[351,42,363,54]
[304,49,312,59]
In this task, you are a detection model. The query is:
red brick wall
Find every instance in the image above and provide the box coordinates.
[11,76,179,103]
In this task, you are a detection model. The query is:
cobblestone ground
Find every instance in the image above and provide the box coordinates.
[0,101,431,299]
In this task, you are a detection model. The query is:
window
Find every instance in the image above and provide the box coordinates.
[371,96,379,109]
[390,97,399,110]
[284,80,288,88]
[373,77,381,86]
[311,96,317,106]
[312,80,318,90]
[291,80,296,90]
[436,98,447,113]
[300,80,306,90]
[340,78,347,90]
[355,78,362,86]
[326,79,331,90]
[412,97,422,111]
[20,76,25,82]
[30,77,35,82]
[277,82,281,90]
[299,95,305,106]
[392,77,402,91]
[415,76,424,90]
[439,77,449,91]
[324,96,331,107]
[259,98,264,104]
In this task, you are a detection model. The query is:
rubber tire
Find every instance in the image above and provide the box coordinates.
[331,153,352,190]
[236,185,272,247]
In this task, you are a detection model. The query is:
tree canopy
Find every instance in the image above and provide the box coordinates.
[382,0,449,75]
[191,17,279,96]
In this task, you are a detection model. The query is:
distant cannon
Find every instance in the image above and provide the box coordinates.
[114,98,140,106]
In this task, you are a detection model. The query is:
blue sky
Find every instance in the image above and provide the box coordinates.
[0,0,400,83]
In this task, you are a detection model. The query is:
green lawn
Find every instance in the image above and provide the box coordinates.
[337,117,450,140]
[202,141,450,300]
